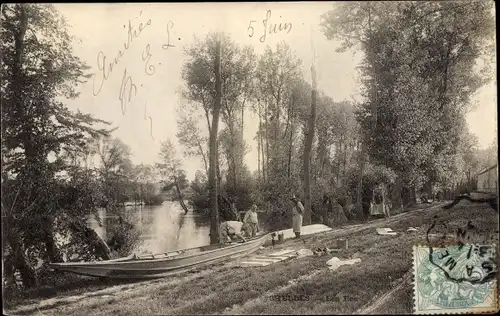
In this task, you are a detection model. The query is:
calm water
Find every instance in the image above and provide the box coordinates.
[89,201,211,255]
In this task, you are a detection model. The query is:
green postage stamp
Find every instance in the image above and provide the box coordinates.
[413,245,498,314]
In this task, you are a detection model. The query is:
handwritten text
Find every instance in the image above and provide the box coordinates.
[93,12,152,96]
[248,10,292,43]
[93,13,177,140]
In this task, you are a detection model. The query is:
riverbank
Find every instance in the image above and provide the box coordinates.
[5,201,498,315]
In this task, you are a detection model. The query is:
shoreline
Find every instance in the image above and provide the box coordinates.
[5,201,498,315]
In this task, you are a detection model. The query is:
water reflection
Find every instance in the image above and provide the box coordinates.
[89,202,210,255]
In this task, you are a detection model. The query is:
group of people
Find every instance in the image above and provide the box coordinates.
[219,194,306,244]
[219,203,260,244]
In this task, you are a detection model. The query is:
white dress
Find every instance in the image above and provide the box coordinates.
[292,202,304,233]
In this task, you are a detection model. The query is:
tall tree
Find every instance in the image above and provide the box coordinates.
[208,33,223,244]
[1,4,111,286]
[181,33,256,195]
[157,139,190,214]
[95,136,133,206]
[176,108,209,177]
[302,42,318,225]
[255,42,302,181]
[321,1,495,211]
[220,44,256,189]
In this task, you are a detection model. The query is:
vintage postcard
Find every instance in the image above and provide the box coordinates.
[1,2,498,315]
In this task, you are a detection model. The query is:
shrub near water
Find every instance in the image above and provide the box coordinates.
[105,210,143,258]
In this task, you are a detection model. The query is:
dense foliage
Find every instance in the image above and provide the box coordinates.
[1,4,162,289]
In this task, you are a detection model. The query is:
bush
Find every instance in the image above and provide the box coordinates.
[145,194,165,206]
[104,210,142,258]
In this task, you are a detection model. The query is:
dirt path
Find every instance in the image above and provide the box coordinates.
[299,203,445,243]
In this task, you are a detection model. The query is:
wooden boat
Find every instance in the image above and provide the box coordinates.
[49,233,270,279]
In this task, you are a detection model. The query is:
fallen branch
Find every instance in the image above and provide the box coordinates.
[443,195,497,211]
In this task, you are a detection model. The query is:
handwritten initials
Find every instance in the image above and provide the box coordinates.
[119,68,137,115]
[93,13,177,141]
[162,21,175,50]
[142,44,156,76]
[92,13,152,96]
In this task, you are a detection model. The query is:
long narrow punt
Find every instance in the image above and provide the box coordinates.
[49,233,270,279]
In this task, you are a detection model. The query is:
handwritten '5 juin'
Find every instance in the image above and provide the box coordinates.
[91,12,176,140]
[248,10,292,43]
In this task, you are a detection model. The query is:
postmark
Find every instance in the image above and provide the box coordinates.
[413,245,498,314]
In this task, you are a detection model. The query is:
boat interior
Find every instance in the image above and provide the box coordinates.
[122,234,267,261]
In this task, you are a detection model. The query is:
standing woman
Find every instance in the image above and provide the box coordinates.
[291,195,305,238]
[243,204,259,237]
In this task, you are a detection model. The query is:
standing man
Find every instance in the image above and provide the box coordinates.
[291,195,305,238]
[243,204,259,237]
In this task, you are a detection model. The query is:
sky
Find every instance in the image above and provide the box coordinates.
[56,2,497,181]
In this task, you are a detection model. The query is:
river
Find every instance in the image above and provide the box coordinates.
[89,201,211,255]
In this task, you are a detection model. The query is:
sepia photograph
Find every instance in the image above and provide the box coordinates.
[1,2,498,315]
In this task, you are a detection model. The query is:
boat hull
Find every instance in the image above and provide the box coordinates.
[49,234,270,279]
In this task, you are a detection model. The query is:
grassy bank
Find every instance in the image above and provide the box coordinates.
[5,201,498,315]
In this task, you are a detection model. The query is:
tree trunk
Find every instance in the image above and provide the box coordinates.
[288,124,294,179]
[424,180,433,200]
[204,107,212,133]
[410,186,417,206]
[68,221,111,260]
[261,125,266,182]
[3,252,16,287]
[241,99,245,141]
[9,234,37,288]
[402,185,412,208]
[45,238,63,262]
[341,135,347,185]
[391,176,403,214]
[355,7,377,219]
[257,131,261,183]
[174,179,190,214]
[44,216,64,263]
[209,34,222,245]
[228,122,238,190]
[302,65,318,226]
[335,141,341,185]
[216,148,222,190]
[258,103,265,182]
[9,6,38,287]
[355,144,366,219]
[287,95,295,178]
[264,103,270,181]
[274,95,281,174]
[332,200,348,227]
[198,142,209,179]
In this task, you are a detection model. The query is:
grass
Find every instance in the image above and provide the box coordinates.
[4,201,498,315]
[370,281,414,315]
[2,272,148,309]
